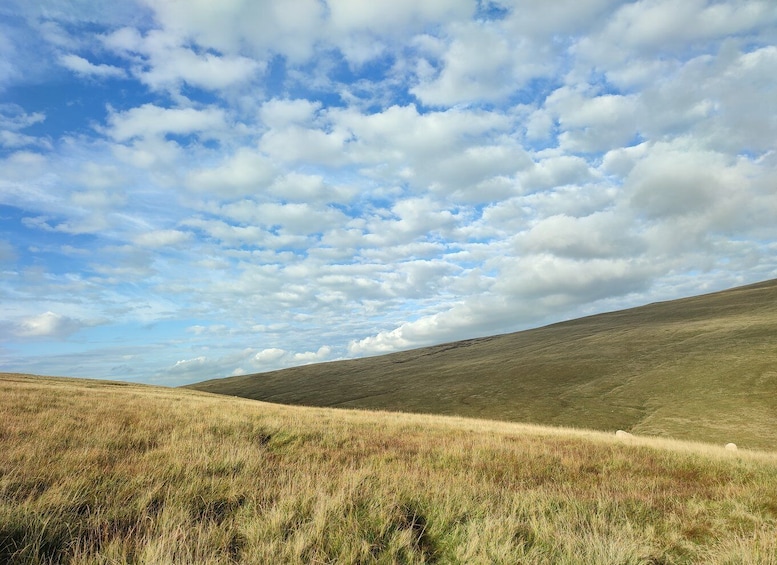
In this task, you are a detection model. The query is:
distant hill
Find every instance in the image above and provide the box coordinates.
[187,279,777,450]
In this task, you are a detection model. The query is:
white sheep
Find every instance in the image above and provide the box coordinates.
[615,430,633,438]
[725,443,737,451]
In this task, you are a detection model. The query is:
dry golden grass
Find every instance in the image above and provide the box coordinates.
[2,373,777,564]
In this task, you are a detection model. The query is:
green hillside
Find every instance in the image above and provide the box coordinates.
[1,374,776,563]
[188,279,777,450]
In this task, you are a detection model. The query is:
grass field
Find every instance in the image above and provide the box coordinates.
[2,373,777,564]
[188,278,777,450]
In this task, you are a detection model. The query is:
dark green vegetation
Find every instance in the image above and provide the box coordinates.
[189,279,777,450]
[1,374,776,563]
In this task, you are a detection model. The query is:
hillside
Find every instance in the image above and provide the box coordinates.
[2,374,776,563]
[188,278,777,450]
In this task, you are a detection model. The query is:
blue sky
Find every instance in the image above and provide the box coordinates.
[1,0,776,385]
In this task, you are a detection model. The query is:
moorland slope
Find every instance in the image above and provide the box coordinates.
[1,374,776,563]
[188,279,777,450]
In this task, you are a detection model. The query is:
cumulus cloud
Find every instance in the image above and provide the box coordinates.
[260,98,322,128]
[623,142,754,223]
[106,104,227,142]
[133,229,191,248]
[268,172,357,204]
[516,212,643,259]
[411,20,555,106]
[253,347,286,363]
[252,345,333,367]
[0,104,46,129]
[186,148,277,196]
[145,50,262,91]
[259,124,350,166]
[327,0,472,33]
[294,346,332,363]
[589,0,774,54]
[59,54,127,78]
[220,201,349,235]
[14,312,84,338]
[0,104,47,149]
[545,87,641,153]
[142,0,326,62]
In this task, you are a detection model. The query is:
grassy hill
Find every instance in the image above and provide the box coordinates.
[188,278,777,450]
[1,373,776,564]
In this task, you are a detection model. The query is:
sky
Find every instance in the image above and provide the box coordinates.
[1,0,776,386]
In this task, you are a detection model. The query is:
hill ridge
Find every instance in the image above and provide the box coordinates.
[187,278,777,449]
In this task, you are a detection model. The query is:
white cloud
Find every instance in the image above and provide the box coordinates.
[519,156,595,193]
[22,213,112,236]
[163,356,211,382]
[0,130,41,149]
[325,0,473,66]
[545,87,640,153]
[69,162,127,191]
[0,104,47,148]
[59,54,127,78]
[110,136,185,173]
[598,0,774,52]
[348,252,654,357]
[347,294,514,356]
[417,143,531,200]
[411,21,554,106]
[133,229,191,248]
[70,189,126,209]
[574,0,777,92]
[14,312,84,338]
[623,142,748,221]
[333,104,512,175]
[505,0,622,37]
[106,104,227,142]
[327,0,472,32]
[104,21,264,91]
[180,218,266,246]
[260,98,322,128]
[253,348,287,363]
[152,0,325,59]
[293,345,332,363]
[141,47,263,91]
[186,147,277,196]
[358,197,458,247]
[516,212,642,259]
[218,201,349,235]
[259,125,349,165]
[493,254,653,301]
[268,172,356,204]
[637,45,777,153]
[0,24,22,88]
[0,104,46,129]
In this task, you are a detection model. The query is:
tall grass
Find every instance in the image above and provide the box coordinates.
[2,374,776,564]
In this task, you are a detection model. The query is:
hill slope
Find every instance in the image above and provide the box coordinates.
[188,278,777,450]
[2,374,776,563]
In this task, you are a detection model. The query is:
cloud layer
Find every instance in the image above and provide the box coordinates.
[1,0,776,384]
